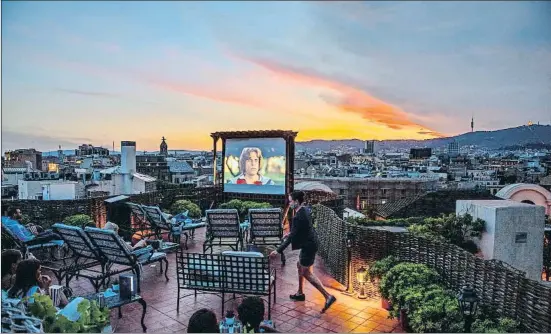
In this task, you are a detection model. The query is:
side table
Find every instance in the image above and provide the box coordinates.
[81,293,147,332]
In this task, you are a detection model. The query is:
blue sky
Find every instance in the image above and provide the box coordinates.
[2,1,550,151]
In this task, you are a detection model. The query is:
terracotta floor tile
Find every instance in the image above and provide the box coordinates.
[358,320,380,331]
[369,314,390,324]
[352,325,375,333]
[274,313,294,322]
[309,326,329,333]
[337,311,357,321]
[355,311,376,321]
[374,324,395,333]
[349,316,368,325]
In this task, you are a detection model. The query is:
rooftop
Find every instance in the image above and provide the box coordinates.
[52,229,400,333]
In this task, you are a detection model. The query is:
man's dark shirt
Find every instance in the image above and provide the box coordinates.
[277,206,318,254]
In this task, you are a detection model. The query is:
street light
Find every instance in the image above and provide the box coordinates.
[457,285,479,332]
[356,266,368,299]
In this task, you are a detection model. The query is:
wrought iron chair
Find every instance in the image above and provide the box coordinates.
[50,224,109,291]
[176,251,222,313]
[141,205,206,249]
[1,218,66,261]
[203,209,242,254]
[126,202,157,241]
[175,250,276,318]
[248,208,286,264]
[221,251,276,319]
[84,227,169,293]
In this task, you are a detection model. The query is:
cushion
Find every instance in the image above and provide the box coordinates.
[181,223,206,231]
[185,280,222,289]
[148,252,167,261]
[222,251,264,258]
[187,258,221,277]
[1,217,35,242]
[27,240,64,250]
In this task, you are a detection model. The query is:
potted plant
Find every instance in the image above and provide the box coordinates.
[170,200,201,219]
[64,214,94,228]
[26,293,110,333]
[368,256,399,309]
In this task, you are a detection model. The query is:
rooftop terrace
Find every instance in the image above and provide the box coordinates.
[53,228,400,333]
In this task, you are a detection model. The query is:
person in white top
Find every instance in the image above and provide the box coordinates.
[103,222,147,251]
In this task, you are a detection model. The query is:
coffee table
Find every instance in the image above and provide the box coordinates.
[82,292,147,332]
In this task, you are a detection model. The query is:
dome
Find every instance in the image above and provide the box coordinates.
[295,181,334,194]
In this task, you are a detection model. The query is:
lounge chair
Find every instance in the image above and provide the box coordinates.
[1,217,66,260]
[141,205,205,250]
[50,224,109,291]
[84,227,169,292]
[126,202,157,240]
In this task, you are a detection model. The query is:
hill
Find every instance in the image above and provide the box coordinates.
[296,125,551,151]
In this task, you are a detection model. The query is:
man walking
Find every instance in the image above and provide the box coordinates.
[270,191,336,313]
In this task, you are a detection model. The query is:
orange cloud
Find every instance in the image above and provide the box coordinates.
[231,54,445,138]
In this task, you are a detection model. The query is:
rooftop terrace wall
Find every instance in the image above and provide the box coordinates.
[313,204,551,333]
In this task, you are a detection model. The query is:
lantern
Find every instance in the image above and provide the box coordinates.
[356,266,368,299]
[457,285,479,332]
[342,232,355,296]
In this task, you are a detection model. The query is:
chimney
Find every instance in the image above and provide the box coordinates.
[121,141,136,194]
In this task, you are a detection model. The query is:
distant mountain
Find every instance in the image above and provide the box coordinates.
[296,125,551,151]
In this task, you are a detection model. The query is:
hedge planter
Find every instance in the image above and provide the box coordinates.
[381,298,392,310]
[399,308,410,332]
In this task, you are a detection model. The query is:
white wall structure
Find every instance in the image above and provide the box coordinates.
[120,141,137,195]
[18,180,82,200]
[42,183,77,200]
[456,200,545,281]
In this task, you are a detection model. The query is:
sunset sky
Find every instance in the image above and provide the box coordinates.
[2,1,550,152]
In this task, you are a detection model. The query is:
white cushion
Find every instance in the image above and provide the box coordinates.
[222,251,264,258]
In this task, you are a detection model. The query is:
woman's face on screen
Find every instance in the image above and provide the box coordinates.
[245,151,260,176]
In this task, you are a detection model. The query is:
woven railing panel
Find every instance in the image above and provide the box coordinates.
[312,204,551,333]
[312,205,347,286]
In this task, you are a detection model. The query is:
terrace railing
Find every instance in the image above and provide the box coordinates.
[312,204,551,333]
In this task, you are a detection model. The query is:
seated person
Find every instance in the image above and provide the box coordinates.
[103,222,147,251]
[1,208,61,245]
[7,259,69,307]
[1,249,22,291]
[238,297,278,333]
[187,308,219,333]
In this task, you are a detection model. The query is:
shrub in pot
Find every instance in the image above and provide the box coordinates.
[27,293,110,333]
[218,199,272,221]
[369,256,399,309]
[379,262,441,317]
[471,305,521,333]
[407,290,464,333]
[170,200,201,218]
[393,283,445,328]
[64,214,94,228]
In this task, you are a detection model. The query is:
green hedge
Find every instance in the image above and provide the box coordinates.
[218,199,272,220]
[170,200,202,218]
[373,257,522,333]
[63,214,94,228]
[350,214,485,254]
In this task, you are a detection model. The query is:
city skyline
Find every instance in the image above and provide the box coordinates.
[2,1,550,152]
